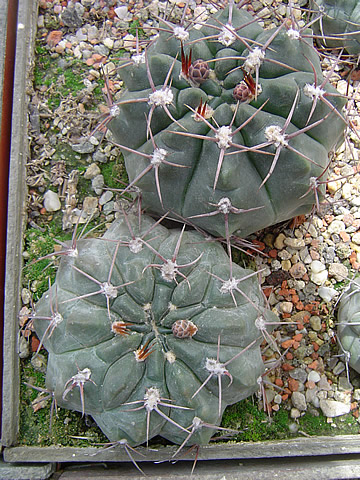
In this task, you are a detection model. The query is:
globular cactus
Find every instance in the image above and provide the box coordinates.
[108,4,347,240]
[311,0,360,56]
[31,211,278,447]
[337,277,360,374]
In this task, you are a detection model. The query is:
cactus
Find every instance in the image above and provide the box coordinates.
[31,210,278,447]
[337,277,360,375]
[311,0,360,55]
[108,4,347,240]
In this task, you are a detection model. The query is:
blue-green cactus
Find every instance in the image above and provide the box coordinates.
[311,0,360,55]
[337,277,360,374]
[31,211,277,446]
[108,4,347,239]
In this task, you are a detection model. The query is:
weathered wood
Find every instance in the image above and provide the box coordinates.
[1,0,38,448]
[44,456,360,480]
[3,434,360,463]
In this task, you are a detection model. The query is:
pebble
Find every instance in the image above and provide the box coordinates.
[333,362,346,375]
[290,407,301,419]
[83,196,99,215]
[84,163,101,180]
[289,368,308,384]
[328,263,348,281]
[274,233,286,249]
[99,190,114,206]
[306,387,320,408]
[284,237,305,249]
[43,190,61,212]
[352,232,360,245]
[319,399,351,417]
[72,140,95,154]
[92,174,105,195]
[309,315,322,332]
[291,391,307,411]
[318,375,332,391]
[289,262,307,279]
[31,353,47,373]
[308,371,321,383]
[318,286,338,302]
[310,260,328,285]
[18,336,30,359]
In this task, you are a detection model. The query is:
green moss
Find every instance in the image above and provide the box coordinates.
[19,357,107,447]
[128,19,146,38]
[221,399,289,442]
[100,157,127,190]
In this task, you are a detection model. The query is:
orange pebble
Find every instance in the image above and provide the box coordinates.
[288,378,299,392]
[281,339,294,349]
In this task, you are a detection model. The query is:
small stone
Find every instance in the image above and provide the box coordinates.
[289,262,307,279]
[274,394,282,404]
[290,407,301,419]
[289,367,308,384]
[274,233,286,249]
[353,389,360,401]
[99,190,114,206]
[319,399,351,417]
[306,387,320,408]
[87,25,99,41]
[310,260,326,273]
[281,260,292,271]
[18,336,30,359]
[72,140,95,154]
[103,37,114,50]
[115,5,131,21]
[352,232,360,245]
[279,301,293,314]
[31,353,47,373]
[310,261,328,285]
[328,220,346,235]
[318,375,331,391]
[84,163,101,180]
[288,422,299,433]
[92,174,105,195]
[103,61,116,77]
[318,286,338,302]
[284,237,305,249]
[308,370,321,383]
[291,391,307,411]
[82,196,98,215]
[338,377,353,391]
[309,315,322,332]
[21,288,32,305]
[92,150,108,163]
[328,263,348,281]
[333,361,346,375]
[43,190,61,212]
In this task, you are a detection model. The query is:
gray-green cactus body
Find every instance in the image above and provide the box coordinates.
[311,0,360,55]
[109,6,346,239]
[32,213,277,446]
[337,278,360,373]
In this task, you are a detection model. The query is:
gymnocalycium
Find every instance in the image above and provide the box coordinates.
[108,2,347,240]
[31,210,278,447]
[311,0,360,56]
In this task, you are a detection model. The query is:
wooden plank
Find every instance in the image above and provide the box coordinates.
[4,434,360,463]
[48,456,360,480]
[1,0,38,447]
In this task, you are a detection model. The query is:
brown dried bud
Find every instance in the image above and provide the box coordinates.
[188,59,209,85]
[233,81,253,102]
[172,319,198,339]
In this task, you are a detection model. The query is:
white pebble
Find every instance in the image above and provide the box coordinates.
[318,286,338,302]
[43,190,61,212]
